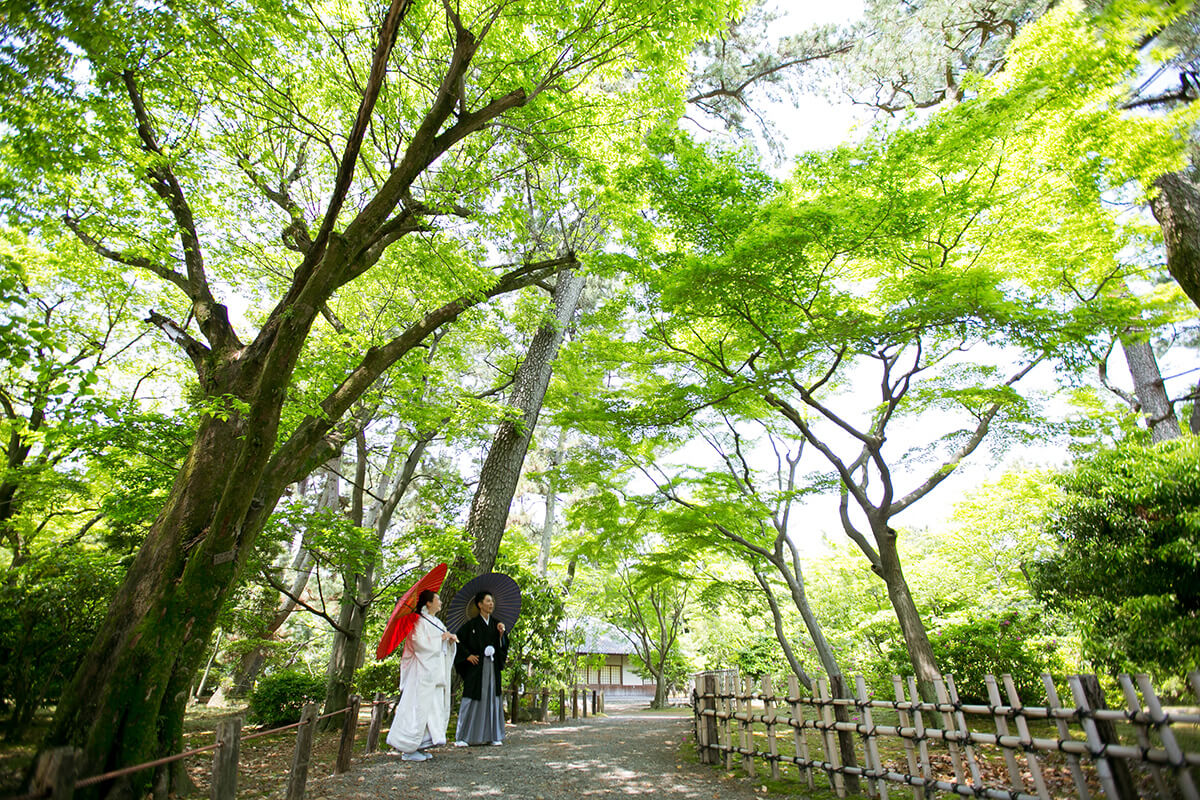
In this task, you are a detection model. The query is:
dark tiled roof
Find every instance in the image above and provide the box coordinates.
[567,617,637,654]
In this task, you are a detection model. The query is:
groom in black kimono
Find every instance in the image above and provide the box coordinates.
[453,590,509,745]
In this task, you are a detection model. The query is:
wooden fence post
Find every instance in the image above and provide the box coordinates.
[335,695,360,775]
[509,687,518,723]
[582,687,588,718]
[854,675,885,799]
[211,717,241,800]
[286,702,318,800]
[31,747,78,800]
[572,687,578,719]
[541,688,550,721]
[366,693,386,754]
[559,688,566,722]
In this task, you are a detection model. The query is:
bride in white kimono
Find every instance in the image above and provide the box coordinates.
[386,590,457,761]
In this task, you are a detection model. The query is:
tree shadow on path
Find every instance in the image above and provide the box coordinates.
[310,707,767,800]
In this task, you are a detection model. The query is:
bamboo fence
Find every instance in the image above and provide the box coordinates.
[692,670,1200,800]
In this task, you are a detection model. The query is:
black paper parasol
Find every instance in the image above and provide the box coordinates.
[445,572,522,633]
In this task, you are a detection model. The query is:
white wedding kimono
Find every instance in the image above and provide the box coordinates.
[385,611,456,753]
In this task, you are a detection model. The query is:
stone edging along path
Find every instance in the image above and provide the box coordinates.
[307,706,770,800]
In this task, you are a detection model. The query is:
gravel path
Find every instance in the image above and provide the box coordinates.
[307,705,768,800]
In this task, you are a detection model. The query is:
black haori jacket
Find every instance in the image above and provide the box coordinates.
[454,615,509,700]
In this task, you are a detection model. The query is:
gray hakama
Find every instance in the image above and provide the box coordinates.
[455,656,505,744]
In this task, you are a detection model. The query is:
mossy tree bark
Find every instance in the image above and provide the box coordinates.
[42,3,578,792]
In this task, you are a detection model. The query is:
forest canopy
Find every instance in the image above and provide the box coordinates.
[0,0,1198,795]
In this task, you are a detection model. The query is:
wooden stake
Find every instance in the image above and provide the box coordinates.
[211,717,241,800]
[366,693,386,754]
[31,747,78,800]
[286,703,318,800]
[335,695,360,775]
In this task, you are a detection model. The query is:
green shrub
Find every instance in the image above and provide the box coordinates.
[248,670,326,727]
[876,607,1066,703]
[354,661,400,698]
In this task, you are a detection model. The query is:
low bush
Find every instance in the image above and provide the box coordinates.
[247,670,326,727]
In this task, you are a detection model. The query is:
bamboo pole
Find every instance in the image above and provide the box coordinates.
[1135,673,1199,800]
[855,675,885,799]
[933,676,967,784]
[1068,675,1125,800]
[817,678,846,798]
[764,675,780,781]
[741,676,756,777]
[944,675,983,786]
[1042,674,1090,798]
[907,676,933,795]
[891,676,922,800]
[986,675,1024,792]
[789,675,814,789]
[1001,675,1050,800]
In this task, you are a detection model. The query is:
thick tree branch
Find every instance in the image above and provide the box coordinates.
[300,0,414,278]
[122,70,239,353]
[144,310,211,376]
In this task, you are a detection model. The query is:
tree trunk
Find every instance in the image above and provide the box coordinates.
[320,569,372,731]
[874,525,940,700]
[770,550,861,794]
[321,420,434,728]
[537,428,568,576]
[231,469,331,697]
[1151,171,1200,312]
[651,671,668,709]
[461,270,585,578]
[46,258,570,797]
[752,570,812,690]
[1120,334,1181,442]
[48,398,291,800]
[1191,381,1200,435]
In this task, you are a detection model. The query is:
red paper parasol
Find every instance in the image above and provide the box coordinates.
[375,562,448,660]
